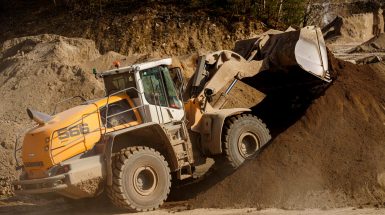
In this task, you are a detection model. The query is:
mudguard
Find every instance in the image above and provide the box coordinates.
[198,108,251,155]
[103,122,179,186]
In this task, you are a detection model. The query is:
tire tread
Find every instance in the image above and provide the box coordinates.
[107,146,171,212]
[221,114,271,169]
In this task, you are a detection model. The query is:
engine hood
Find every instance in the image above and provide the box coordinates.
[22,103,103,179]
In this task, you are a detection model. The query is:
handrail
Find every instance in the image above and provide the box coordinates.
[14,125,35,169]
[48,86,147,157]
[105,86,148,128]
[106,105,145,119]
[52,96,87,115]
[49,111,99,160]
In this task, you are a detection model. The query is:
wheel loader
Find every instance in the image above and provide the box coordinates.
[13,26,331,212]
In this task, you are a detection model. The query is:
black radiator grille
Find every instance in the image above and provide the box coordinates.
[24,161,44,167]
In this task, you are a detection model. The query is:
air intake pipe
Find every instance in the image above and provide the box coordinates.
[26,108,52,125]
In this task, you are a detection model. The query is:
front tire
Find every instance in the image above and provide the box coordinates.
[220,114,271,169]
[107,146,171,212]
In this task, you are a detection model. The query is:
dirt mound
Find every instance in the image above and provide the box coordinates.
[323,10,384,52]
[192,56,385,209]
[324,14,374,43]
[1,1,264,57]
[350,33,385,53]
[0,34,108,197]
[307,0,382,28]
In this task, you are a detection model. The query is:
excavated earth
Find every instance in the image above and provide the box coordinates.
[192,55,385,209]
[321,7,385,64]
[351,33,385,53]
[0,35,105,196]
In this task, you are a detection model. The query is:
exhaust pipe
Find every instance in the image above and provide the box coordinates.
[26,108,52,125]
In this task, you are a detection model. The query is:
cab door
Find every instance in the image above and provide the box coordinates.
[138,66,184,124]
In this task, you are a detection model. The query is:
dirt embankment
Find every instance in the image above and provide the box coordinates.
[323,11,384,47]
[308,0,383,28]
[0,0,264,57]
[350,33,385,53]
[322,9,385,64]
[0,35,107,196]
[192,56,385,209]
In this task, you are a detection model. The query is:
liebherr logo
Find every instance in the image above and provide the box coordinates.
[58,123,90,140]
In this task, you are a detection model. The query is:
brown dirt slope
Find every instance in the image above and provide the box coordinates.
[350,33,385,53]
[323,13,377,43]
[193,57,385,209]
[0,1,264,56]
[0,34,106,196]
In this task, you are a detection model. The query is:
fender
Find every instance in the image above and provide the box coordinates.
[198,108,250,155]
[103,122,179,186]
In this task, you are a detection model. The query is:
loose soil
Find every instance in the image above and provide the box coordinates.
[192,55,385,209]
[0,1,265,57]
[324,13,385,64]
[0,34,106,196]
[324,12,383,49]
[350,33,385,53]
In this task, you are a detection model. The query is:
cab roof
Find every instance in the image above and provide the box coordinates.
[97,58,172,78]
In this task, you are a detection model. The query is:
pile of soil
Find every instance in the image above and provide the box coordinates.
[0,1,264,57]
[307,0,382,28]
[323,11,383,51]
[350,33,385,53]
[0,35,107,197]
[192,56,385,209]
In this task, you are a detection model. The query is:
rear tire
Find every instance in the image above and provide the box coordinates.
[107,146,171,212]
[220,114,271,169]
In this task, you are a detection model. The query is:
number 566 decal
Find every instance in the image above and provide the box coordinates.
[58,123,90,140]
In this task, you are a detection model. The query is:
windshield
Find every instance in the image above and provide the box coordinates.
[103,72,136,95]
[140,66,182,109]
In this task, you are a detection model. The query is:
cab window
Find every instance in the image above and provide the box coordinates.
[100,100,137,128]
[161,67,182,109]
[140,68,168,107]
[103,73,136,95]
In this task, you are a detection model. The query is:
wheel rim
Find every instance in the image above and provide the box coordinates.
[132,166,157,196]
[237,132,260,158]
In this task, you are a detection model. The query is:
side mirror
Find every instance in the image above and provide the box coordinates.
[170,67,185,92]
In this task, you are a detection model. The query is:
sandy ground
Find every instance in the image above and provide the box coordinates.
[146,208,385,215]
[1,197,385,215]
[1,200,385,215]
[331,47,385,64]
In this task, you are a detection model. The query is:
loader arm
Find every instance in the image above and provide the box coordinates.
[187,26,331,116]
[185,26,332,154]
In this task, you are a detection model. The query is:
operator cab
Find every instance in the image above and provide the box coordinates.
[98,58,185,125]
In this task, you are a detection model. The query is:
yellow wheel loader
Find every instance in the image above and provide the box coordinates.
[13,26,331,212]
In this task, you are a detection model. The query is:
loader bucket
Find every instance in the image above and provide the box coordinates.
[233,26,332,82]
[295,26,330,82]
